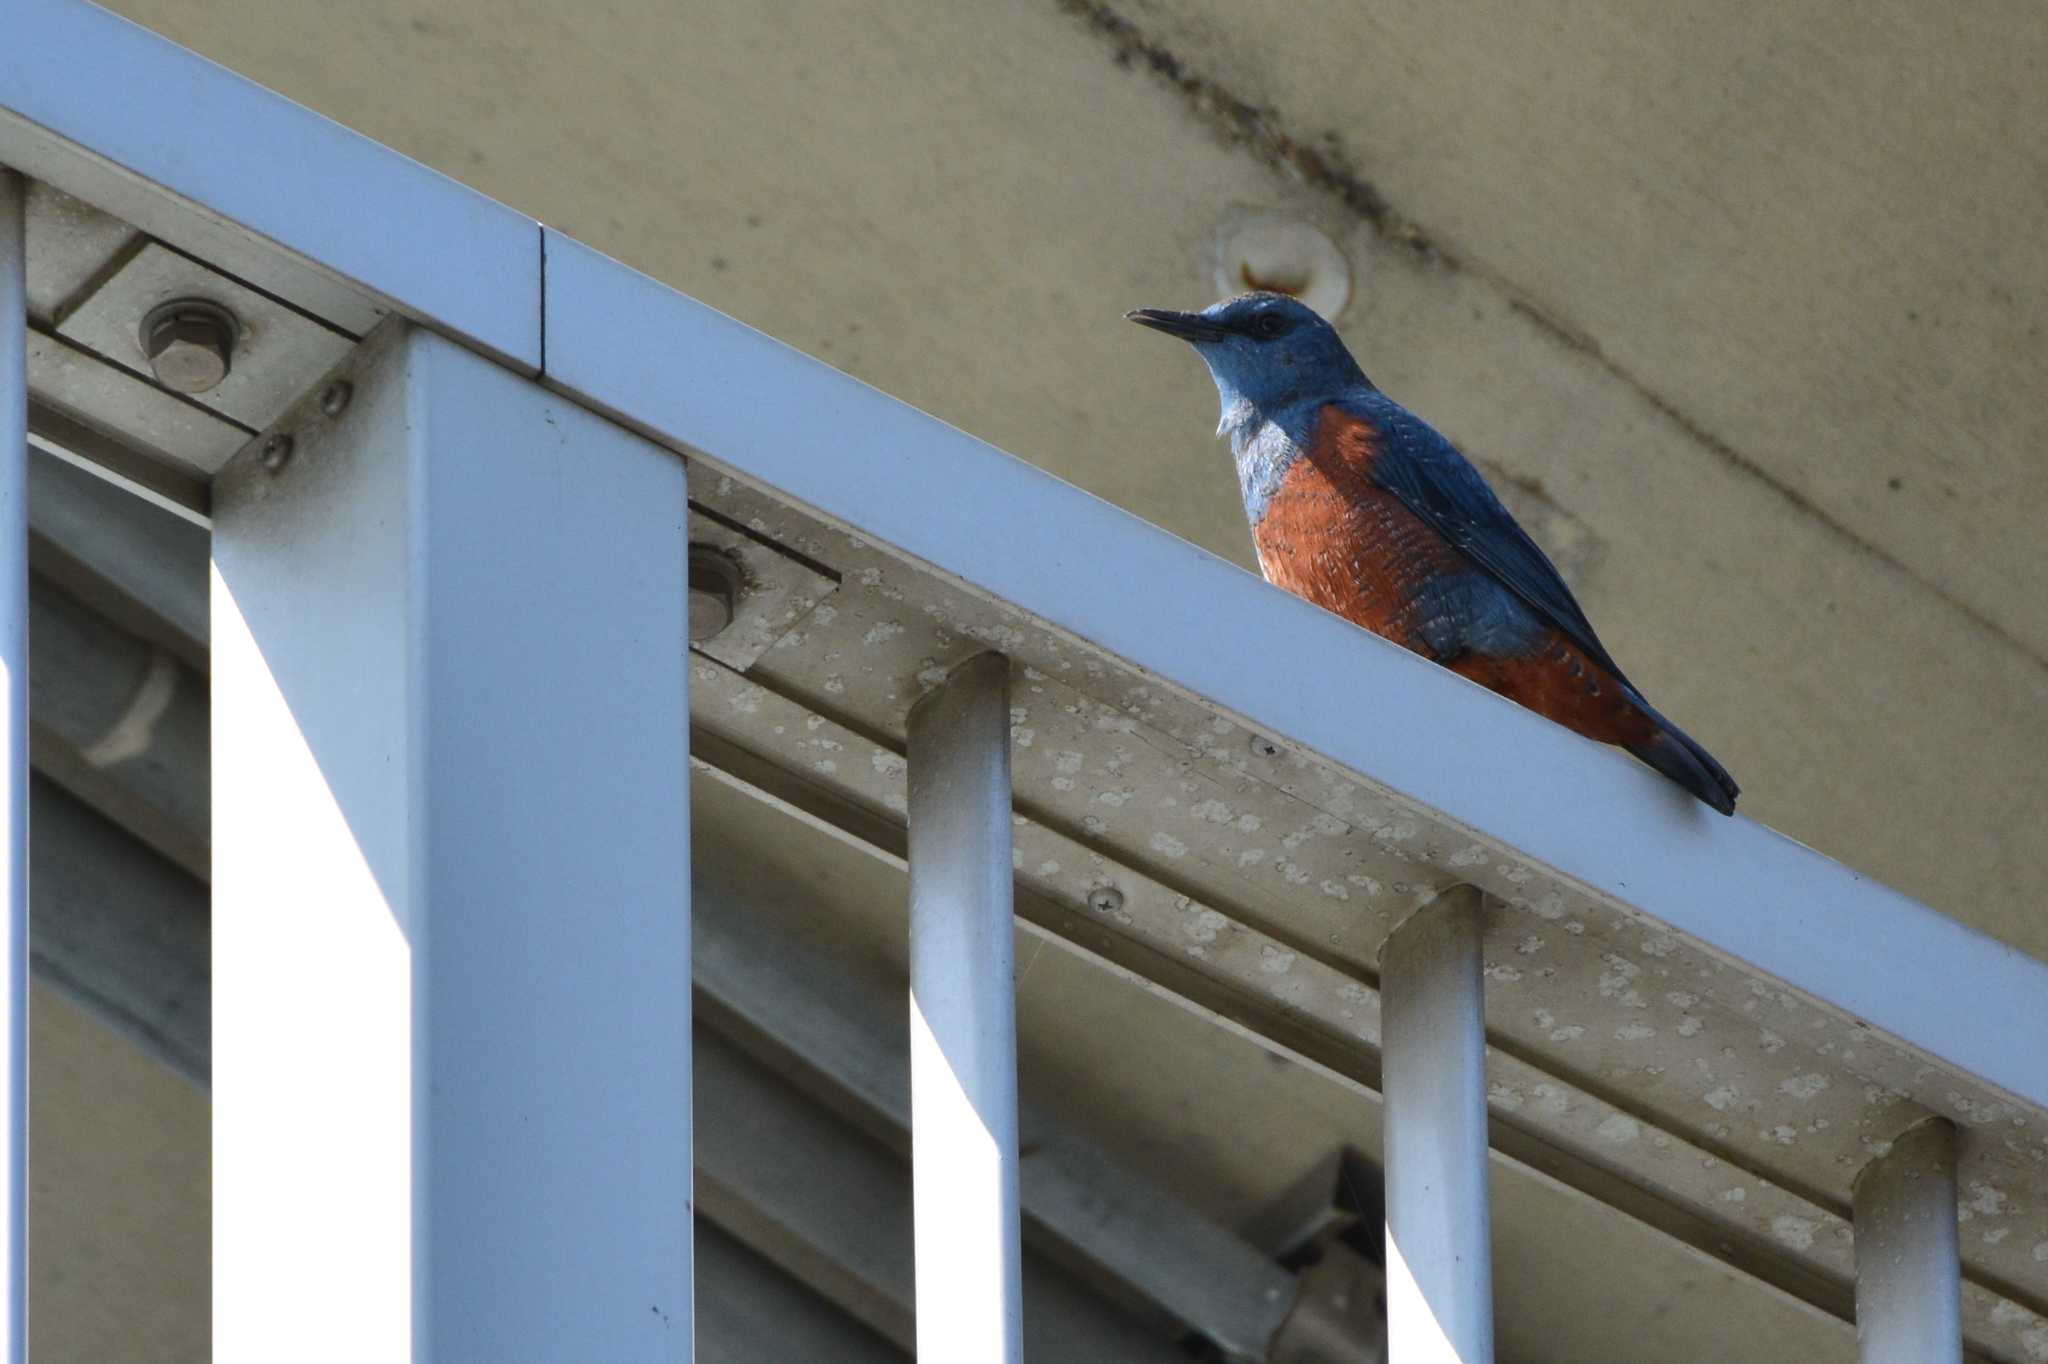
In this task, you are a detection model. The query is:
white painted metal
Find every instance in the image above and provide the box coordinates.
[1853,1119,1961,1364]
[0,0,539,368]
[1380,887,1493,1364]
[538,227,2048,1114]
[211,323,692,1361]
[0,166,29,1364]
[905,652,1023,1364]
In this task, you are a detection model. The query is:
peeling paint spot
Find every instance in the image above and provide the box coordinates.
[1969,1183,2009,1217]
[1516,935,1545,956]
[1096,790,1132,807]
[1615,1023,1655,1042]
[1447,843,1488,868]
[1319,879,1350,901]
[1238,848,1268,867]
[1770,1216,1817,1251]
[1013,727,1035,748]
[1549,1025,1586,1042]
[1764,1125,1798,1146]
[862,620,903,646]
[872,750,907,778]
[1260,945,1296,975]
[1595,1114,1639,1144]
[1488,1083,1524,1112]
[1704,1085,1740,1111]
[1777,1073,1828,1101]
[1533,1083,1569,1115]
[1185,907,1227,943]
[1149,831,1189,858]
[1758,1030,1786,1054]
[1189,798,1234,823]
[1051,776,1075,792]
[1277,861,1311,885]
[1666,991,1698,1009]
[811,758,837,775]
[1720,1187,1746,1203]
[1677,1015,1704,1038]
[1485,964,1523,983]
[1052,750,1084,775]
[1639,933,1678,958]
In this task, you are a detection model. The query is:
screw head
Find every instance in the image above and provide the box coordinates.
[319,380,354,417]
[1086,886,1124,915]
[1249,735,1281,758]
[139,299,238,394]
[688,545,742,643]
[260,434,294,473]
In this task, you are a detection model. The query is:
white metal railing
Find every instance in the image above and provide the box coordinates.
[0,167,30,1364]
[4,2,2044,1361]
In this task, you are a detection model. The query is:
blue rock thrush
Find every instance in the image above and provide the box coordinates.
[1129,291,1738,815]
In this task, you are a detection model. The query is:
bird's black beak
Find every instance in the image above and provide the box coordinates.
[1125,307,1228,343]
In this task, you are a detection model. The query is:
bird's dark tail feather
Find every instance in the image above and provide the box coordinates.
[1625,710,1739,816]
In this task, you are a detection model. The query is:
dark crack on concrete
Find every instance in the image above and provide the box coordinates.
[1058,0,1442,261]
[1062,0,2048,676]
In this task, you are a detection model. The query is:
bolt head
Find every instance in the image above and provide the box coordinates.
[260,434,294,473]
[140,300,237,394]
[1087,887,1124,914]
[688,545,742,643]
[319,381,354,417]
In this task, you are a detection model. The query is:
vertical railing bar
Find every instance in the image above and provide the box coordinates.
[1379,883,1494,1364]
[1853,1116,1961,1364]
[0,166,28,1364]
[906,651,1023,1363]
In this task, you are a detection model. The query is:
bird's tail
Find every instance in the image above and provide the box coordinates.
[1625,705,1739,816]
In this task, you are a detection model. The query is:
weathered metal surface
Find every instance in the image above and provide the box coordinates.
[58,242,353,435]
[678,464,2048,1362]
[26,329,246,474]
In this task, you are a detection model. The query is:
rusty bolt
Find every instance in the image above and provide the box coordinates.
[139,299,238,394]
[688,545,742,643]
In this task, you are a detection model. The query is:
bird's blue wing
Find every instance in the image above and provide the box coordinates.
[1346,395,1633,686]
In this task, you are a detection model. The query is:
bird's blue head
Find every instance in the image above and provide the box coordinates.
[1127,292,1371,435]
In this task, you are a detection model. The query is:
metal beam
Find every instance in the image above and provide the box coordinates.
[1854,1119,1961,1364]
[692,864,1306,1359]
[28,773,206,1084]
[211,321,693,1360]
[906,652,1024,1363]
[0,164,27,1364]
[694,1025,1190,1364]
[28,572,207,881]
[1379,887,1493,1364]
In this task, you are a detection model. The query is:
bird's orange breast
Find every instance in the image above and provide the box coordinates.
[1251,407,1467,653]
[1252,407,1657,747]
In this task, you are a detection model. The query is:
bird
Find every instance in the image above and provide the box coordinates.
[1127,291,1739,815]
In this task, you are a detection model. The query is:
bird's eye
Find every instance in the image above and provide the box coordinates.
[1250,311,1289,339]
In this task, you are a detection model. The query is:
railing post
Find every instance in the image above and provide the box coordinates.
[212,322,694,1360]
[1379,884,1494,1364]
[0,166,29,1364]
[1853,1117,1961,1364]
[906,651,1023,1363]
